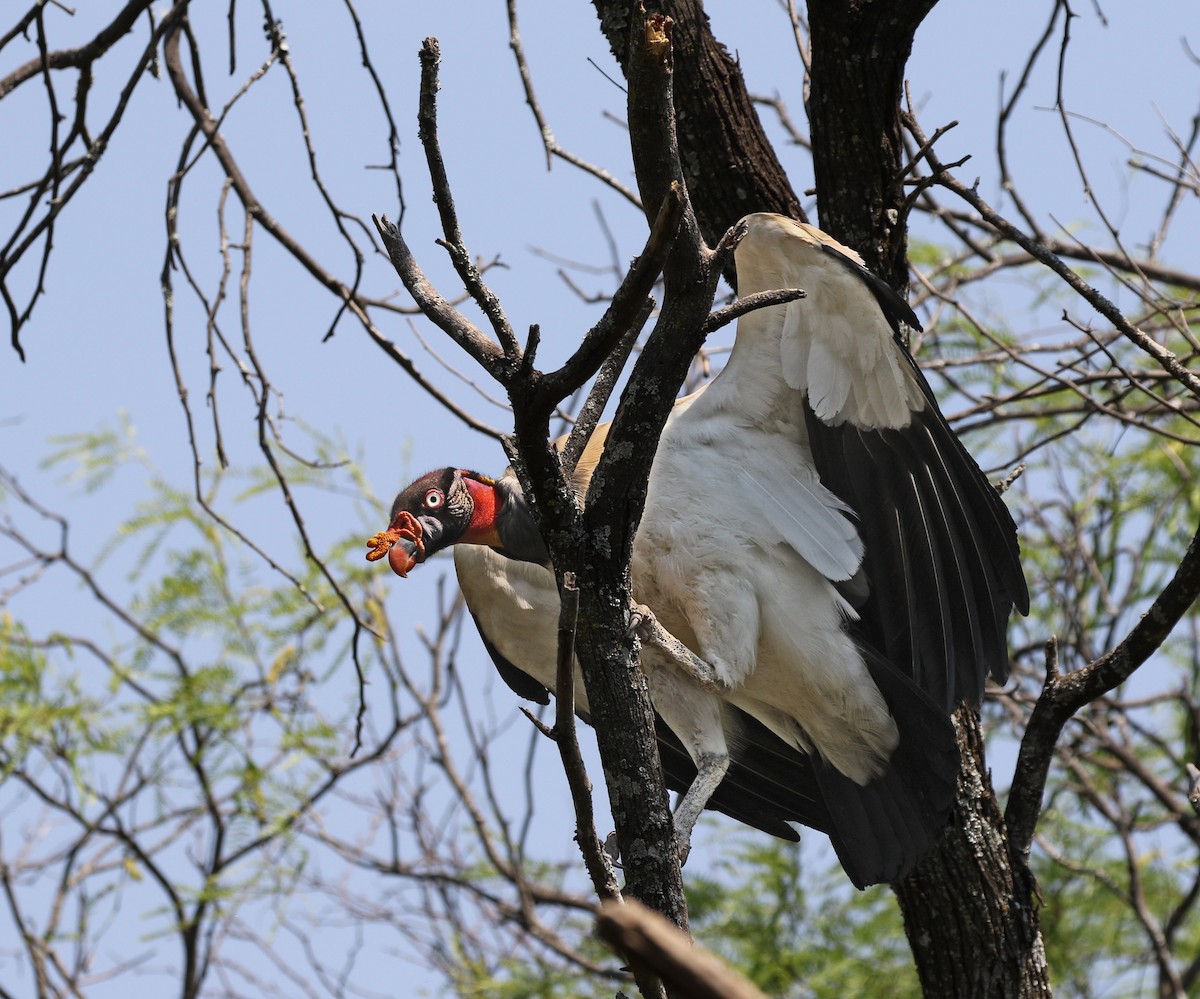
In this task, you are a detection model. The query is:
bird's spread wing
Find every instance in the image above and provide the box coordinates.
[735,213,1028,712]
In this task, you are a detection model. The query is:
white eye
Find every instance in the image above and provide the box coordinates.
[424,489,444,509]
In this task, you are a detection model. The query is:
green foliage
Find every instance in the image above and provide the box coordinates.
[1032,783,1200,999]
[686,830,919,999]
[40,412,146,494]
[437,937,610,999]
[1,419,384,964]
[0,614,108,776]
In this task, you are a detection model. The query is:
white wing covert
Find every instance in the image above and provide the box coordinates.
[736,462,861,583]
[738,215,926,431]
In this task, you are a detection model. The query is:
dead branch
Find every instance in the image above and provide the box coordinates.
[596,899,769,999]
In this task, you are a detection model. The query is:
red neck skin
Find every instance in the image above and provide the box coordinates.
[461,474,503,548]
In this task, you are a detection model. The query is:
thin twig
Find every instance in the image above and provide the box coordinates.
[909,115,1200,401]
[505,0,642,207]
[705,287,805,334]
[553,573,622,901]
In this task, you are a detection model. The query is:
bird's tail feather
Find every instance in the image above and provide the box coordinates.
[816,639,959,888]
[658,656,957,889]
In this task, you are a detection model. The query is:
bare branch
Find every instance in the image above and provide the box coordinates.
[539,184,685,408]
[1008,519,1200,857]
[417,38,520,360]
[553,573,622,901]
[0,0,151,99]
[596,899,769,999]
[705,287,805,335]
[505,0,642,208]
[559,304,647,478]
[373,214,508,378]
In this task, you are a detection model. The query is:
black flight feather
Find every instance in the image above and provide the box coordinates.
[803,315,1028,712]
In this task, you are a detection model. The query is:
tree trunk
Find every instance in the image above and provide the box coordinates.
[805,0,935,284]
[895,711,1052,997]
[593,0,807,253]
[805,3,1051,993]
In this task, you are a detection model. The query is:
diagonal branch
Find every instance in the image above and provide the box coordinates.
[373,215,508,378]
[1007,517,1200,857]
[0,0,153,99]
[559,303,648,479]
[537,185,684,406]
[705,287,806,334]
[596,899,769,999]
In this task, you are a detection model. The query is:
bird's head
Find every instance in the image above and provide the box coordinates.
[368,468,502,577]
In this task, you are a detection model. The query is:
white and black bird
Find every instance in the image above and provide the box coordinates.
[373,213,1028,888]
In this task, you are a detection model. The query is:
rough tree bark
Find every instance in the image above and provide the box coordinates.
[806,0,936,283]
[593,0,806,251]
[895,716,1050,998]
[591,2,1053,997]
[804,4,1051,996]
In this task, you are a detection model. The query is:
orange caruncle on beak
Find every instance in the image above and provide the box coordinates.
[365,510,426,577]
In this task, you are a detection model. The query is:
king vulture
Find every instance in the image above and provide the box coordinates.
[371,213,1028,888]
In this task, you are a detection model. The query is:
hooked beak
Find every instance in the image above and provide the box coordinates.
[388,536,420,577]
[383,514,445,578]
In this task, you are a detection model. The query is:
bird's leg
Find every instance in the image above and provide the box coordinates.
[643,653,734,864]
[628,602,727,693]
[672,751,731,865]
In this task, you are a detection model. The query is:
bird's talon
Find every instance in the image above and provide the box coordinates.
[627,602,655,640]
